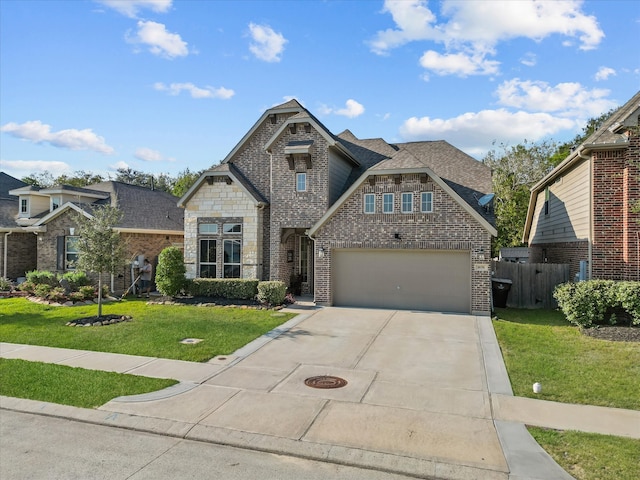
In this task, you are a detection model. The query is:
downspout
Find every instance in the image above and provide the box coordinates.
[3,232,12,279]
[577,146,593,279]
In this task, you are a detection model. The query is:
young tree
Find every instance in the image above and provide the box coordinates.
[72,205,127,317]
[483,140,558,255]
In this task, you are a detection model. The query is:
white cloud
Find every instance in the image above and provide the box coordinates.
[0,159,70,178]
[1,120,115,154]
[128,20,189,59]
[595,66,616,81]
[248,23,287,62]
[319,99,365,118]
[134,147,175,162]
[520,52,537,67]
[109,161,130,170]
[96,0,172,18]
[495,79,615,117]
[400,109,577,157]
[419,50,499,77]
[371,0,604,78]
[154,82,234,99]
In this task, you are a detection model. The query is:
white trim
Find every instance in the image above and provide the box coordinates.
[178,170,266,207]
[363,193,375,214]
[420,192,433,213]
[383,192,394,214]
[296,172,307,192]
[401,192,413,213]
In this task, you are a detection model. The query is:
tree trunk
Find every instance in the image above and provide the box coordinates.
[97,276,103,318]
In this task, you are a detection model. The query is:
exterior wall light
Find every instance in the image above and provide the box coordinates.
[318,247,325,258]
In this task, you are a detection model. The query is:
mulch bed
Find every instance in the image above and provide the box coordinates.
[581,325,640,343]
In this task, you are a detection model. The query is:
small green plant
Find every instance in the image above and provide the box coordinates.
[26,270,57,287]
[0,277,12,291]
[257,281,287,305]
[18,281,35,294]
[61,271,91,290]
[47,287,67,302]
[34,284,52,298]
[79,285,95,300]
[155,246,186,297]
[69,291,85,302]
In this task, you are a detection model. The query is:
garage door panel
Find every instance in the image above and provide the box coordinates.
[332,249,470,313]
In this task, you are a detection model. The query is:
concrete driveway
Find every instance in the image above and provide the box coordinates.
[100,307,515,479]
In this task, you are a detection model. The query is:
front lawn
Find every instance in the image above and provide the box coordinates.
[529,427,640,480]
[0,298,295,362]
[0,358,177,408]
[493,308,640,410]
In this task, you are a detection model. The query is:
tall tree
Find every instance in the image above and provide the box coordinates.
[171,168,202,197]
[483,140,558,255]
[72,205,127,318]
[21,171,55,188]
[114,167,173,193]
[54,170,105,187]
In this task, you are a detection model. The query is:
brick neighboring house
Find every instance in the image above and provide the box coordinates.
[179,100,496,314]
[5,179,184,293]
[1,172,37,279]
[523,90,640,281]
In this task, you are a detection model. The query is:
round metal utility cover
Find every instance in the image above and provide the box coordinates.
[304,375,348,389]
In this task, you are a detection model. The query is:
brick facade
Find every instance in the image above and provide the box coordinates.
[529,241,589,281]
[0,232,37,279]
[592,134,640,281]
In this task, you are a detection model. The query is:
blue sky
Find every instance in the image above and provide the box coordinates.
[1,0,638,181]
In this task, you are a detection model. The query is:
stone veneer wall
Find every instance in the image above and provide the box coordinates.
[0,232,37,279]
[313,174,492,314]
[183,176,261,279]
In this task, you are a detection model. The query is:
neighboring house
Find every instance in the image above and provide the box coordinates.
[523,90,640,281]
[499,247,530,263]
[179,100,496,314]
[5,178,184,292]
[1,172,37,279]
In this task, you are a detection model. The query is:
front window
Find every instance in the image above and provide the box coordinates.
[199,239,217,278]
[383,193,394,213]
[223,239,241,278]
[20,198,28,214]
[65,236,79,270]
[199,223,218,234]
[223,223,242,234]
[401,193,413,213]
[364,193,375,214]
[421,192,433,213]
[296,173,307,192]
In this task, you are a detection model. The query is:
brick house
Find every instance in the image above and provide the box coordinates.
[523,90,640,281]
[4,179,184,293]
[179,100,496,314]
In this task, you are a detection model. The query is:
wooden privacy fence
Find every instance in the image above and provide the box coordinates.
[491,261,571,309]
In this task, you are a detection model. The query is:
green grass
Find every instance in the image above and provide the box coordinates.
[493,308,640,410]
[528,427,640,480]
[0,358,177,408]
[0,297,295,362]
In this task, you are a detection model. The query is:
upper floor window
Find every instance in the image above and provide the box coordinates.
[383,193,394,213]
[363,193,375,214]
[296,173,307,192]
[401,193,413,213]
[199,223,218,234]
[51,196,61,211]
[421,192,433,213]
[223,223,242,234]
[20,198,28,214]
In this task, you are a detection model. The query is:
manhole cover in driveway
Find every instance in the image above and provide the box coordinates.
[304,375,348,389]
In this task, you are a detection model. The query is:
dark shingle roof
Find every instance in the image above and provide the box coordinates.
[0,172,27,199]
[582,90,640,146]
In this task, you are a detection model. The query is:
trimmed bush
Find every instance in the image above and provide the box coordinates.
[79,285,96,300]
[61,271,91,290]
[554,280,640,327]
[48,287,67,302]
[188,278,259,300]
[26,270,57,287]
[34,284,52,298]
[257,281,287,305]
[0,277,12,291]
[155,247,186,297]
[18,281,35,294]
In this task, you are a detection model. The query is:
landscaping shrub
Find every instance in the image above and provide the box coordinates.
[155,246,186,297]
[61,271,91,290]
[34,284,52,298]
[18,281,35,294]
[47,287,67,302]
[554,280,640,327]
[69,291,85,302]
[188,278,259,299]
[257,281,287,305]
[26,270,57,287]
[79,285,96,300]
[0,277,12,291]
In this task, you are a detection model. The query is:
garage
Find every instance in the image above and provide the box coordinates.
[332,249,471,313]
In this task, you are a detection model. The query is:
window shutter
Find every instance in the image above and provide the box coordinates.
[57,236,65,270]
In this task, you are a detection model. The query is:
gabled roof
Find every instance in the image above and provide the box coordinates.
[522,90,640,242]
[177,163,268,207]
[0,172,27,199]
[32,181,184,233]
[309,148,497,237]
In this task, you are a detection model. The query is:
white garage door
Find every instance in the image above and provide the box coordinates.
[332,249,471,313]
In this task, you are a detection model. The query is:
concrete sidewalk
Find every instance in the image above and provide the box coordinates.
[1,307,638,480]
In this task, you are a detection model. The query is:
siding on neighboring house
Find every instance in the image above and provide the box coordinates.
[529,159,590,244]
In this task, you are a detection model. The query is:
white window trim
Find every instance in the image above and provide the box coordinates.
[296,172,307,192]
[199,223,219,234]
[421,192,433,213]
[401,192,413,213]
[383,193,394,214]
[363,193,375,214]
[20,198,29,215]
